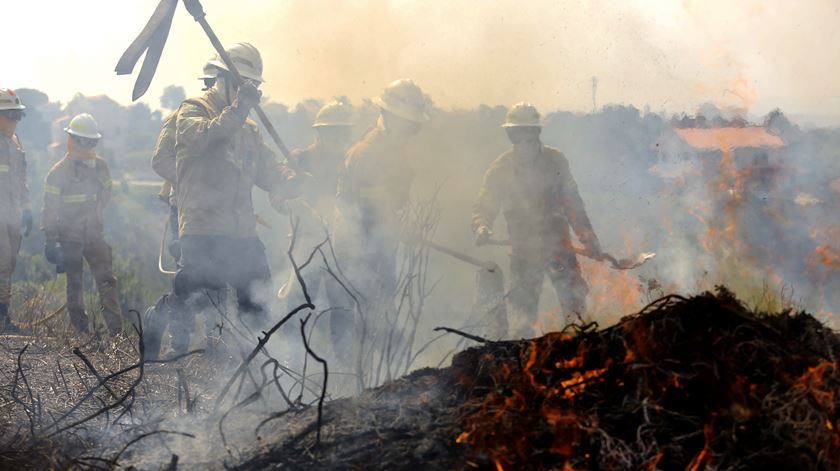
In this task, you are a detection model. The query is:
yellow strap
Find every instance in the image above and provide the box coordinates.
[45,185,61,195]
[62,194,98,203]
[0,164,9,172]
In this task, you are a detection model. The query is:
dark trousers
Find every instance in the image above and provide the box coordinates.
[145,235,271,357]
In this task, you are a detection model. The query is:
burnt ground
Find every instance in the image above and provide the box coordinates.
[1,288,839,470]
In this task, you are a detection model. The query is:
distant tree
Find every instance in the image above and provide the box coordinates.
[159,85,186,111]
[14,88,56,151]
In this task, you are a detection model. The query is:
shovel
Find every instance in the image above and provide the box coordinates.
[480,239,655,271]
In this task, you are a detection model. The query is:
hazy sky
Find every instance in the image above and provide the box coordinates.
[8,0,840,122]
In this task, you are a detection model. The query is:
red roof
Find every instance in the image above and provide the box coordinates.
[673,127,784,151]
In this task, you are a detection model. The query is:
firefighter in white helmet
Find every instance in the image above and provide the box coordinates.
[143,42,299,359]
[328,79,428,362]
[0,89,31,333]
[42,113,124,335]
[472,102,602,337]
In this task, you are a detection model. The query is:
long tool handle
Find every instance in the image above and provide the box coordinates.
[420,240,499,272]
[183,0,292,160]
[481,238,624,269]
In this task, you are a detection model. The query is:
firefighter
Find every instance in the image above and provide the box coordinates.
[328,79,428,360]
[147,57,221,351]
[281,100,354,306]
[143,42,299,359]
[472,102,602,337]
[0,89,31,334]
[42,113,123,335]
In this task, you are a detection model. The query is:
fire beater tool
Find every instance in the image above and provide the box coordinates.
[116,0,292,159]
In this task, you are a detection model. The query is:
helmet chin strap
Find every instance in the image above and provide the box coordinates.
[215,75,235,106]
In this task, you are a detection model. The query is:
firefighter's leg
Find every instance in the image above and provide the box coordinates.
[548,250,589,323]
[228,237,272,330]
[172,236,221,353]
[0,223,22,332]
[323,268,357,364]
[63,241,90,333]
[84,237,123,335]
[507,251,545,338]
[142,294,172,360]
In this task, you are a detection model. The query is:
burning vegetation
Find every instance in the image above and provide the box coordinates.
[239,288,840,470]
[3,288,827,469]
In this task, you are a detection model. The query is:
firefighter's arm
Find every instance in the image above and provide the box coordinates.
[151,120,177,184]
[472,164,502,241]
[99,161,113,209]
[253,137,300,212]
[557,155,601,254]
[41,170,61,240]
[175,102,247,156]
[13,136,30,212]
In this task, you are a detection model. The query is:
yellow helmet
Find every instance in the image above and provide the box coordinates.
[373,78,428,123]
[313,100,354,127]
[64,113,102,140]
[502,102,541,128]
[207,42,264,83]
[0,88,25,111]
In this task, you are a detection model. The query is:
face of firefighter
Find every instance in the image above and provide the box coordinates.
[316,126,353,155]
[0,111,24,137]
[382,110,422,138]
[66,134,99,157]
[506,126,541,158]
[216,74,262,106]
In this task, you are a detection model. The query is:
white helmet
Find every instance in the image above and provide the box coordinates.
[198,54,219,80]
[313,100,354,127]
[207,43,264,83]
[0,88,25,111]
[373,79,428,123]
[503,102,541,128]
[64,113,102,140]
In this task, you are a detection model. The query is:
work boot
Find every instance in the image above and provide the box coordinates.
[0,304,22,335]
[103,309,123,336]
[142,297,171,360]
[68,306,90,334]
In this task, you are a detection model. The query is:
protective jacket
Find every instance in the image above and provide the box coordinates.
[42,155,112,243]
[472,145,597,252]
[174,89,295,237]
[0,134,29,225]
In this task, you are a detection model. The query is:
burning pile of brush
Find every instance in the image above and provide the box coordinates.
[451,288,840,470]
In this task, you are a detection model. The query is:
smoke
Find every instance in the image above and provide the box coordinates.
[6,1,840,123]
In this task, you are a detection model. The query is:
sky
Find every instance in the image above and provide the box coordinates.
[7,0,840,123]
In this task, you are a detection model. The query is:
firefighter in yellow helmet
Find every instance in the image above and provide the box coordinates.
[289,99,354,216]
[279,100,354,332]
[0,89,31,334]
[42,113,123,335]
[328,79,428,361]
[472,102,602,337]
[143,42,299,359]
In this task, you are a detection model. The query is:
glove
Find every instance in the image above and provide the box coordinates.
[475,225,493,246]
[269,193,289,215]
[21,209,32,237]
[168,238,181,261]
[232,80,262,116]
[45,239,60,265]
